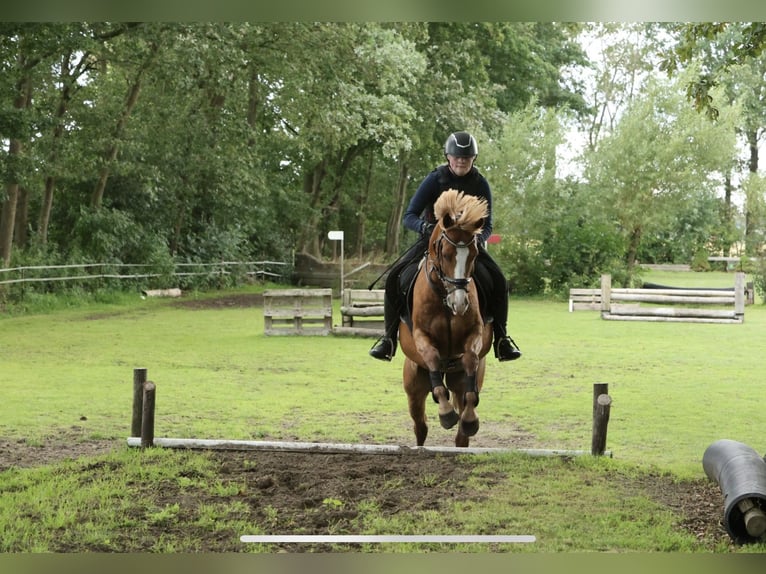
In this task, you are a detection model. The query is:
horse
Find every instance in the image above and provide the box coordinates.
[398,188,494,447]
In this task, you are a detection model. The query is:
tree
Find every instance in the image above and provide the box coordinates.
[661,23,766,257]
[585,73,738,277]
[580,23,674,151]
[0,24,74,266]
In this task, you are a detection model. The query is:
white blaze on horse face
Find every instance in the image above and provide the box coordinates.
[447,243,471,315]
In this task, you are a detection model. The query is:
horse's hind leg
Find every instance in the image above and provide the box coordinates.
[459,372,480,438]
[450,362,485,446]
[444,372,471,447]
[404,361,430,446]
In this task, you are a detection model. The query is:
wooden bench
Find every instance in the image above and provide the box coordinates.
[263,288,333,336]
[334,288,385,337]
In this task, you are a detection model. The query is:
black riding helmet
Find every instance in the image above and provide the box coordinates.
[444,131,478,158]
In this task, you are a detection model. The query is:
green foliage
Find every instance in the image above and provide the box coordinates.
[541,207,625,293]
[752,259,766,302]
[2,22,764,299]
[70,207,163,264]
[482,106,627,294]
[500,241,546,296]
[665,23,766,119]
[691,249,712,272]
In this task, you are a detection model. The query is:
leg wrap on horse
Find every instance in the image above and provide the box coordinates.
[464,373,480,407]
[429,370,448,403]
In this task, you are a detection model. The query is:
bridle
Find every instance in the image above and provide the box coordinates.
[426,228,477,305]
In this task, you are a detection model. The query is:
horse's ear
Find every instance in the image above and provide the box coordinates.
[442,214,454,229]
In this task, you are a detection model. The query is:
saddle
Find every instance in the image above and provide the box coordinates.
[399,255,493,333]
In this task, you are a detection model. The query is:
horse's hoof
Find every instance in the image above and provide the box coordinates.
[439,410,459,429]
[460,418,479,437]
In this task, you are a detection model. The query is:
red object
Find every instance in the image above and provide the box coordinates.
[487,234,501,245]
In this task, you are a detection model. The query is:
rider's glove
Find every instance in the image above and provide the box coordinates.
[421,221,435,238]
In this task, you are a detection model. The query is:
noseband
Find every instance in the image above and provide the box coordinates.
[427,230,476,302]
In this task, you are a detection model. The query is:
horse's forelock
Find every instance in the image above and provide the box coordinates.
[435,189,488,234]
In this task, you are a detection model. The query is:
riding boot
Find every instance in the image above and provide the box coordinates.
[493,326,522,362]
[369,292,400,362]
[369,331,397,361]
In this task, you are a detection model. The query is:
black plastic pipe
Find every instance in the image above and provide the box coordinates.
[702,439,766,543]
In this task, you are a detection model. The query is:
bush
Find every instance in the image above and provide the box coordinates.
[499,245,546,296]
[752,259,766,303]
[690,249,711,271]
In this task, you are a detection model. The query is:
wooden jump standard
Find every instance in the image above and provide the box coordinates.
[600,273,745,324]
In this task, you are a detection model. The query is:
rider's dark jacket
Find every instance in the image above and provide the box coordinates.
[402,164,493,244]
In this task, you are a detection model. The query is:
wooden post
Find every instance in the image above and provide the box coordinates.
[141,381,156,448]
[600,274,612,316]
[131,368,147,437]
[735,272,745,320]
[592,383,611,456]
[592,383,608,416]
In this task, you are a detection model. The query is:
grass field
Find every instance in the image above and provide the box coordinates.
[1,269,765,553]
[3,270,760,476]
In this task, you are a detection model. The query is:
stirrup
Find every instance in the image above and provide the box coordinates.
[495,336,521,362]
[369,336,395,361]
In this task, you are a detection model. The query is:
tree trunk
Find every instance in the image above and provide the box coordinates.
[744,129,759,255]
[38,52,82,245]
[0,182,19,267]
[355,151,374,259]
[38,176,56,246]
[625,225,642,277]
[246,64,260,147]
[748,129,759,174]
[0,59,32,266]
[299,146,363,257]
[91,44,156,209]
[14,186,29,249]
[723,171,732,258]
[385,156,409,257]
[298,160,327,256]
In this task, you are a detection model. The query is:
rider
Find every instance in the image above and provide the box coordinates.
[369,131,522,363]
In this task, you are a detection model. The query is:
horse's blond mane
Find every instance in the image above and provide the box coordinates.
[433,189,488,233]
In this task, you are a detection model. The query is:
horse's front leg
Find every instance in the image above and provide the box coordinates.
[428,370,459,429]
[415,331,459,429]
[458,343,482,438]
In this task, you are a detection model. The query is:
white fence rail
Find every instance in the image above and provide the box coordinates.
[0,261,288,287]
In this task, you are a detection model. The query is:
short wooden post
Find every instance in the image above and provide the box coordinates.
[141,381,156,448]
[131,368,148,437]
[591,383,612,456]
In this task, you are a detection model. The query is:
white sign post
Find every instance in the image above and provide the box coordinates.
[327,230,344,298]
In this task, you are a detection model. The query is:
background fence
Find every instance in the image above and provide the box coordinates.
[0,260,289,291]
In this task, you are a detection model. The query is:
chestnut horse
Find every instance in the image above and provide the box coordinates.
[398,189,494,447]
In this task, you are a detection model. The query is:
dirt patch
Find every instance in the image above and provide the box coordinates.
[0,432,731,551]
[176,449,479,552]
[0,434,117,471]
